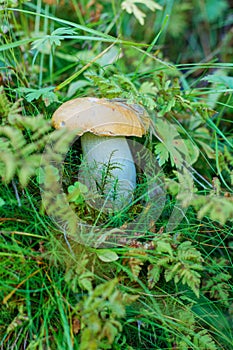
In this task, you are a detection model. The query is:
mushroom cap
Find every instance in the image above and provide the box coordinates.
[52,97,150,137]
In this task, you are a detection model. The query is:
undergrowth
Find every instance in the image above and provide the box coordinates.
[0,1,233,349]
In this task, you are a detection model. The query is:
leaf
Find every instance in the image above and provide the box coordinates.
[121,0,162,25]
[79,272,94,292]
[147,263,161,289]
[183,139,199,165]
[18,154,42,187]
[72,316,81,335]
[154,118,192,168]
[154,142,169,166]
[0,150,17,183]
[51,27,76,37]
[67,181,88,205]
[67,80,91,98]
[191,194,233,225]
[157,240,173,256]
[42,91,59,107]
[193,330,218,350]
[139,81,158,95]
[128,256,144,279]
[202,74,233,89]
[31,27,75,52]
[97,249,119,262]
[204,0,228,23]
[17,86,58,106]
[0,197,6,206]
[150,235,203,297]
[96,46,121,66]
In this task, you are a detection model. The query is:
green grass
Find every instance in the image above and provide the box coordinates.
[0,1,233,349]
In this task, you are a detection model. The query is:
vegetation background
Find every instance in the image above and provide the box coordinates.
[0,0,233,349]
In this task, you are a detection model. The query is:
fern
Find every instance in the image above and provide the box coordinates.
[0,118,52,186]
[202,258,231,307]
[178,330,218,350]
[85,72,137,99]
[193,329,218,350]
[218,145,233,186]
[122,249,147,280]
[156,299,218,349]
[0,86,11,119]
[148,236,203,297]
[64,253,94,293]
[120,234,203,297]
[0,87,73,187]
[77,279,138,350]
[85,71,157,109]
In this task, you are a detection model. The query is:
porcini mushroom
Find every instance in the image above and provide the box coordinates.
[52,97,150,211]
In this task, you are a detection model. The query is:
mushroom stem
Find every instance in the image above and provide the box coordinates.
[79,132,136,211]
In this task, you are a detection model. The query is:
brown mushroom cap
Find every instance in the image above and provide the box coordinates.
[52,97,150,137]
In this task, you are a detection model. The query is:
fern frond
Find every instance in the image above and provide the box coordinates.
[202,258,231,306]
[193,330,218,350]
[147,235,203,297]
[0,150,16,183]
[0,86,11,120]
[122,249,147,280]
[18,154,43,187]
[0,126,26,150]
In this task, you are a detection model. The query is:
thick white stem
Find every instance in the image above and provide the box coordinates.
[79,132,136,212]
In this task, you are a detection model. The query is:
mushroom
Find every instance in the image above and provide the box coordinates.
[52,97,150,211]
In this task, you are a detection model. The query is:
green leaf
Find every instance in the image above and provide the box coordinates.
[0,197,6,207]
[154,118,192,168]
[154,142,169,166]
[204,0,228,22]
[147,264,161,289]
[31,27,76,52]
[17,87,58,106]
[79,272,94,292]
[97,249,119,262]
[193,330,218,350]
[157,240,173,256]
[183,139,199,165]
[202,74,233,89]
[67,181,88,205]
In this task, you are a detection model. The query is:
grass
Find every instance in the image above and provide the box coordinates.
[0,1,233,349]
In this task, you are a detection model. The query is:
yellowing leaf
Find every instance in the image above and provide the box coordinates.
[121,0,162,25]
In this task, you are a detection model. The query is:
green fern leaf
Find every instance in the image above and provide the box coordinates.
[0,126,26,150]
[0,86,11,120]
[18,154,42,187]
[193,330,218,350]
[0,150,16,183]
[147,263,161,289]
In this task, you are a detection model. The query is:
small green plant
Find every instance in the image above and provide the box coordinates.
[77,278,138,350]
[67,181,88,205]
